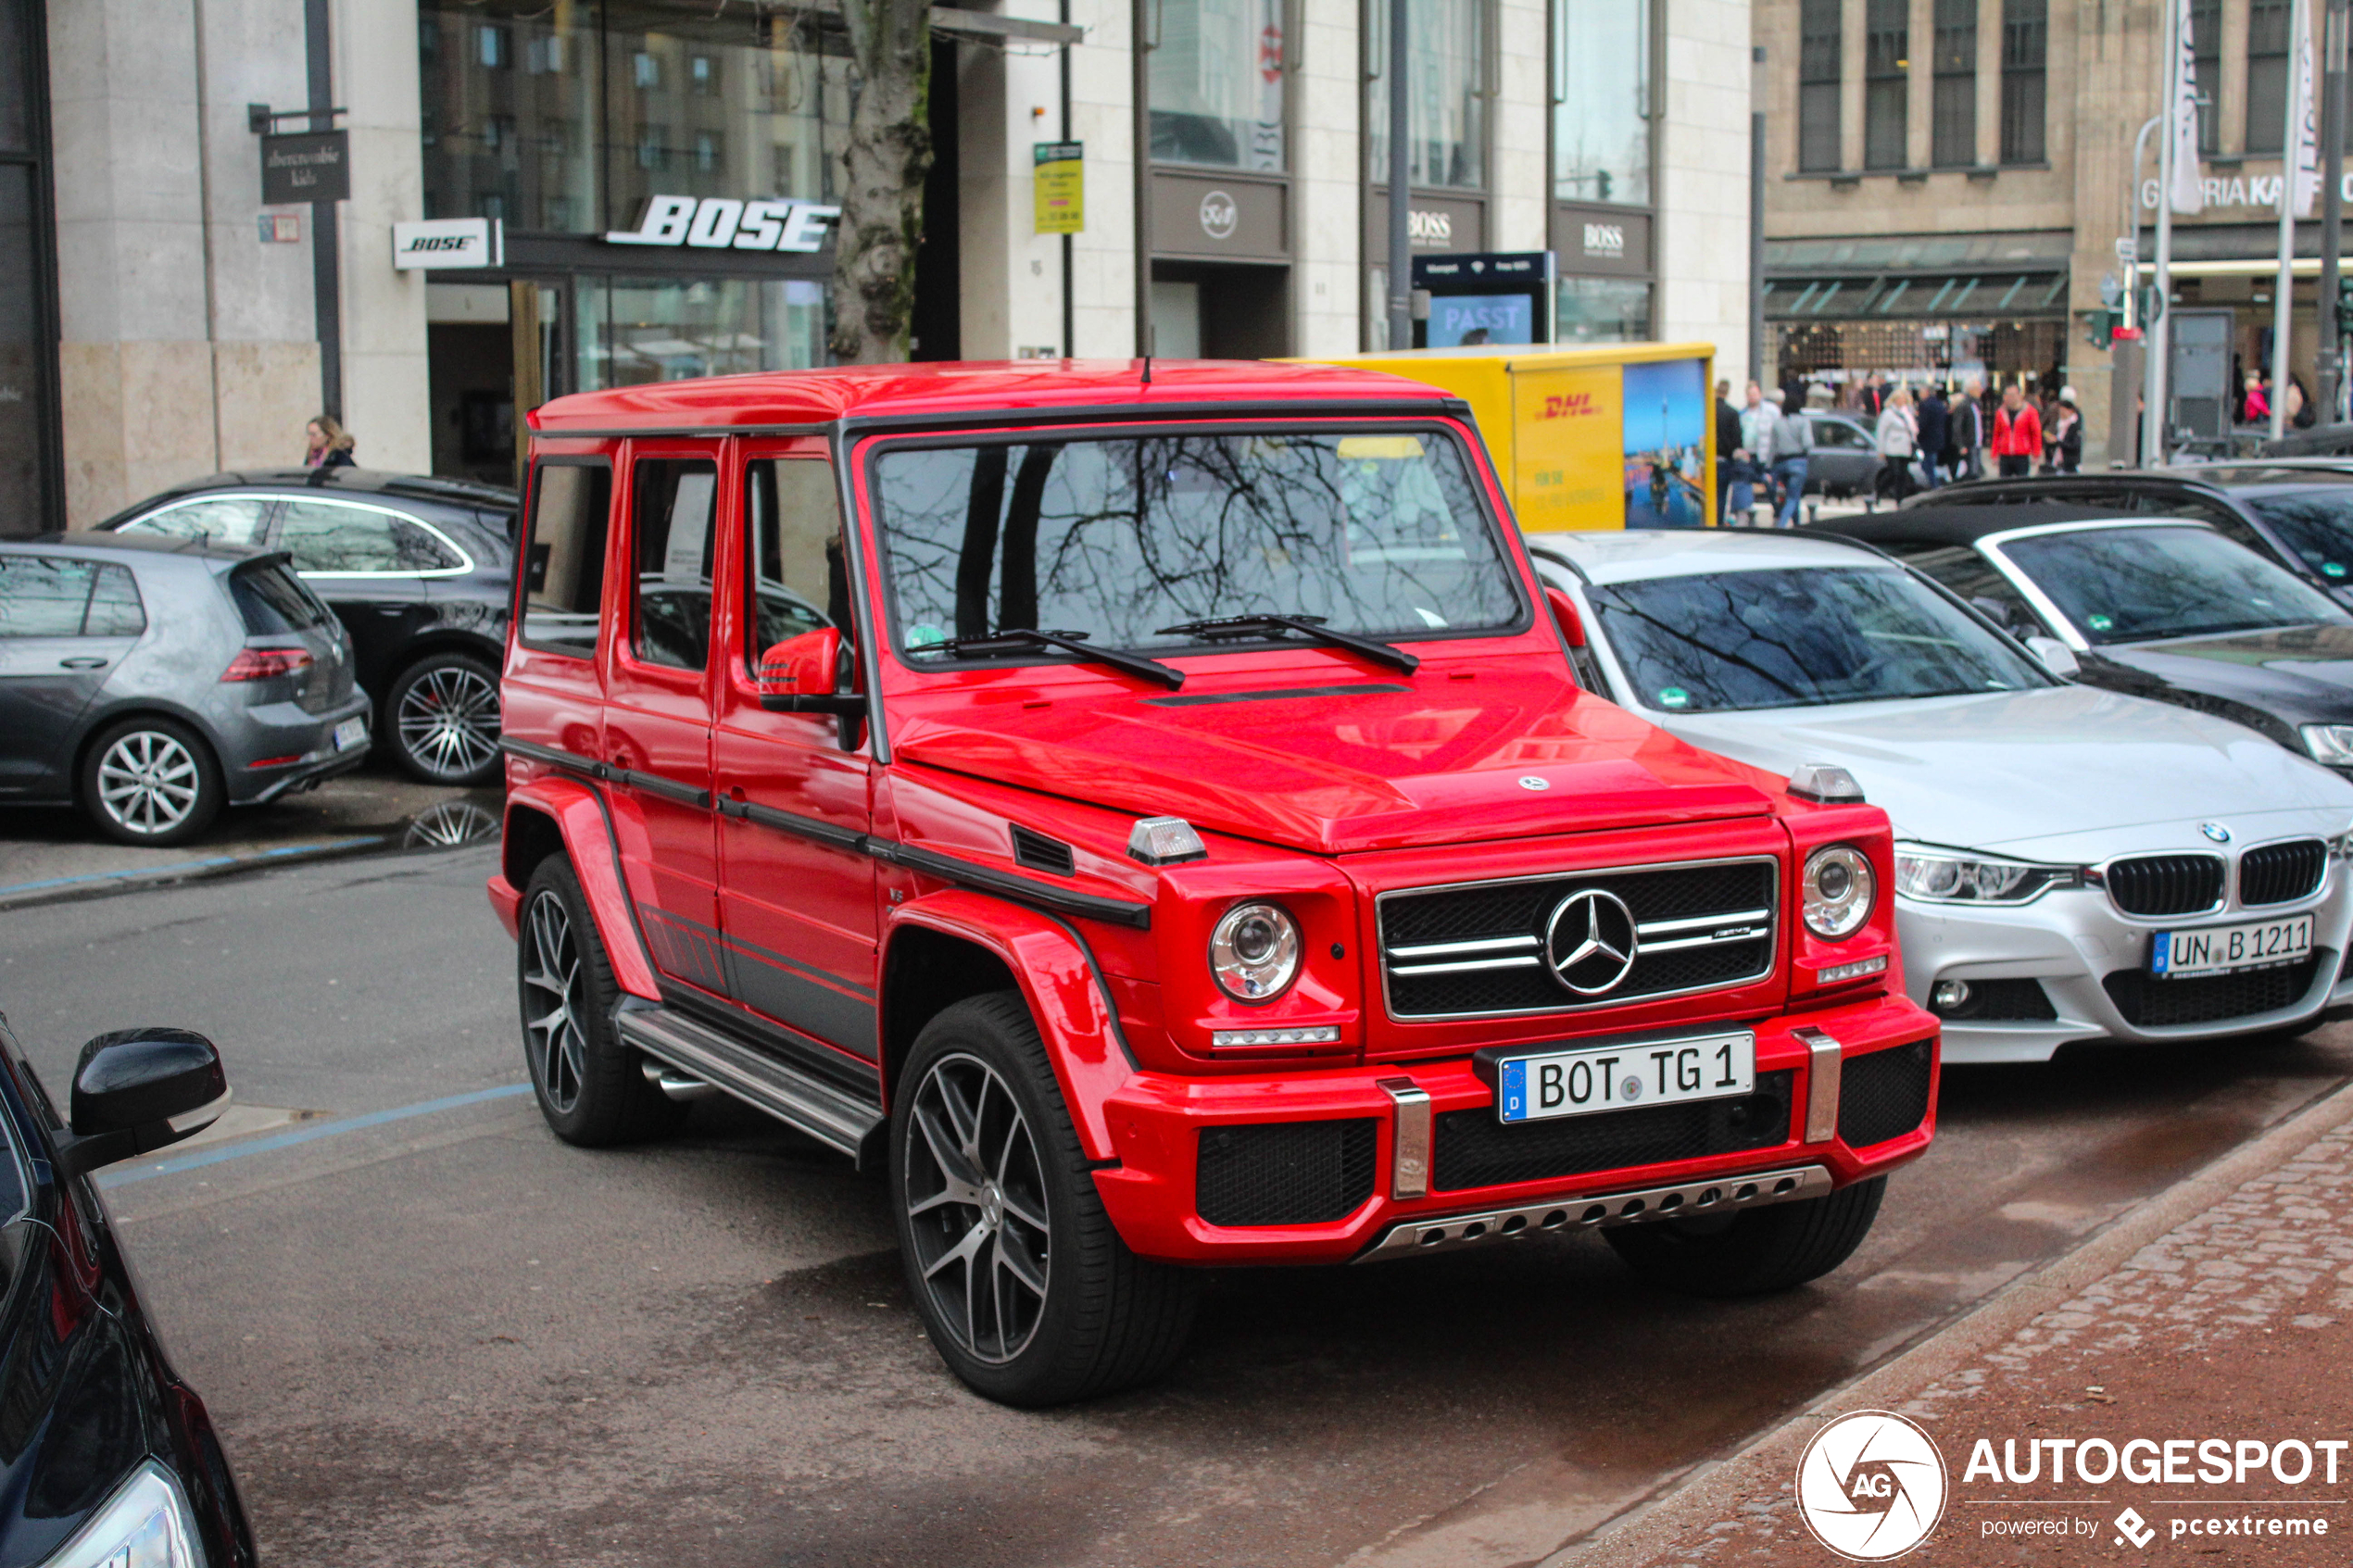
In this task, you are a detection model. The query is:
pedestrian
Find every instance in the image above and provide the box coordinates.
[304,415,357,469]
[2049,390,2082,472]
[1915,383,1949,490]
[1769,390,1813,528]
[2245,373,2271,426]
[1739,382,1776,527]
[1873,387,1919,506]
[1856,370,1889,419]
[1951,377,1986,480]
[1715,379,1743,525]
[1989,383,2042,477]
[2290,373,2318,429]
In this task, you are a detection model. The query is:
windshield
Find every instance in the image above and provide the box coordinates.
[1590,566,2051,713]
[2000,525,2349,644]
[871,429,1524,660]
[2242,490,2353,584]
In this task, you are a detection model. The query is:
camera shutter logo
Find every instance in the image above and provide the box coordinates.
[1200,190,1239,241]
[1793,1410,1948,1561]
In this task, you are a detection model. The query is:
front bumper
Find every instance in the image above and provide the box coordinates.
[1091,990,1935,1266]
[1898,878,2353,1064]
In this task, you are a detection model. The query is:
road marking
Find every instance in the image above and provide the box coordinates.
[0,835,387,905]
[97,1083,533,1188]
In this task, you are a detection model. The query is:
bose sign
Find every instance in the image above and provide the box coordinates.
[391,218,502,271]
[604,195,840,253]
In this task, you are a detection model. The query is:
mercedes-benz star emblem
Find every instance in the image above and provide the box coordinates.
[2200,822,2233,844]
[1544,889,1641,996]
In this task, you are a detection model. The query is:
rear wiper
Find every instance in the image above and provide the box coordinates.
[928,628,1186,690]
[1155,614,1420,674]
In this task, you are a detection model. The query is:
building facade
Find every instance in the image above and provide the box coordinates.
[1759,0,2343,467]
[18,0,1750,529]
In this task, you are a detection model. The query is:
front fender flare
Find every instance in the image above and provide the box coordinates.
[886,890,1136,1164]
[495,777,663,1000]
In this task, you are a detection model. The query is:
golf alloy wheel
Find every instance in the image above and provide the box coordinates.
[521,887,587,1115]
[393,659,502,784]
[95,730,203,837]
[903,1051,1052,1365]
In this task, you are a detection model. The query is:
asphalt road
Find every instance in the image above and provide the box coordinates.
[4,846,2349,1568]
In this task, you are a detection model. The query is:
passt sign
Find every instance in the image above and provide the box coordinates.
[391,218,503,270]
[604,195,840,253]
[260,131,349,205]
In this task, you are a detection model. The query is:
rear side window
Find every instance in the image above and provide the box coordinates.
[82,564,145,636]
[278,499,467,573]
[0,558,145,637]
[117,495,271,544]
[522,462,611,656]
[1891,545,2047,638]
[231,561,334,635]
[631,458,718,671]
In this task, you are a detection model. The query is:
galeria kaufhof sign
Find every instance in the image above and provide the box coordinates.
[604,195,841,253]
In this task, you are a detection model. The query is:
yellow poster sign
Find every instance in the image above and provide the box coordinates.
[1510,365,1623,532]
[1033,142,1084,235]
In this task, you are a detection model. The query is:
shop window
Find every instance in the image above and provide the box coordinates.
[1365,0,1486,190]
[1555,278,1652,344]
[2000,0,2045,164]
[2247,0,2293,155]
[1150,0,1285,170]
[1931,0,1976,167]
[1798,0,1842,173]
[2193,0,2220,154]
[1553,0,1650,206]
[1863,0,1908,171]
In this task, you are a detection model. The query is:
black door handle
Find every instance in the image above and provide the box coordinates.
[58,657,107,671]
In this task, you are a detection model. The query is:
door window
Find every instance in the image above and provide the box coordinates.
[1810,418,1869,449]
[0,558,143,638]
[521,461,611,656]
[1891,545,2046,638]
[630,458,720,671]
[117,495,271,545]
[277,499,469,574]
[741,457,842,673]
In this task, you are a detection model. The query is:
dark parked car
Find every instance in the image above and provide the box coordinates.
[1902,466,2353,609]
[0,536,370,847]
[1811,502,2353,778]
[93,469,516,785]
[0,1011,256,1566]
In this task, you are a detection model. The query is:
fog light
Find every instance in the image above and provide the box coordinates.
[1815,954,1889,985]
[1931,978,1971,1012]
[1209,1025,1341,1048]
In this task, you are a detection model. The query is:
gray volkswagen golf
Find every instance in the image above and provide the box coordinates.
[0,534,371,846]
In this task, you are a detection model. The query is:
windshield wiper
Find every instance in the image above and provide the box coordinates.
[928,628,1187,690]
[1154,614,1420,674]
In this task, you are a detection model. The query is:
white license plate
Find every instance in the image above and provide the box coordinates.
[2150,913,2314,979]
[1496,1032,1755,1124]
[333,717,368,752]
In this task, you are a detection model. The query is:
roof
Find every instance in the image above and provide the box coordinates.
[1807,502,2145,549]
[1525,528,1894,583]
[91,467,517,532]
[526,358,1461,435]
[2163,462,2353,488]
[21,533,267,567]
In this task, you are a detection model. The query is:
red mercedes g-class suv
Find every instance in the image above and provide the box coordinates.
[487,359,1939,1406]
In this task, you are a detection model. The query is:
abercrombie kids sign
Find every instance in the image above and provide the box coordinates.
[604,195,840,253]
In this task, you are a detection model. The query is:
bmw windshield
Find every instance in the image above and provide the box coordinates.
[2241,489,2353,585]
[869,429,1526,664]
[1999,524,2350,644]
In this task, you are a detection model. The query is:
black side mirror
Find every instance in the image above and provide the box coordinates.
[56,1028,229,1178]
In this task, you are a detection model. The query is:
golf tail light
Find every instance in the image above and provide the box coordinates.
[220,646,311,683]
[1802,844,1876,940]
[1209,902,1302,1001]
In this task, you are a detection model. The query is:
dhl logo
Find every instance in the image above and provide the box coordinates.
[1539,394,1594,420]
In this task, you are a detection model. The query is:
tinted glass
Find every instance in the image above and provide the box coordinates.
[231,561,335,634]
[2243,491,2353,584]
[83,564,145,636]
[742,458,839,673]
[2002,526,2349,643]
[278,500,466,573]
[119,495,272,545]
[630,458,717,671]
[0,557,94,637]
[1891,545,2045,636]
[874,431,1521,659]
[1591,566,2050,712]
[522,462,610,654]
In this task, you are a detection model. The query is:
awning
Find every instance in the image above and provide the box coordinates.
[1762,230,2073,322]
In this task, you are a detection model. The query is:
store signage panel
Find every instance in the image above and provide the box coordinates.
[261,131,349,205]
[1035,142,1084,235]
[392,218,503,270]
[604,195,841,253]
[1151,172,1286,259]
[1365,192,1487,256]
[2138,172,2353,212]
[1549,204,1652,278]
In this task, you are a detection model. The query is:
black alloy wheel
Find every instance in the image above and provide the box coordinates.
[388,652,503,785]
[515,857,685,1146]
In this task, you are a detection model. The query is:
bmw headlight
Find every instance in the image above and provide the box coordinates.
[39,1461,201,1568]
[1801,845,1877,940]
[2302,724,2353,765]
[1894,843,2082,905]
[1209,902,1302,1001]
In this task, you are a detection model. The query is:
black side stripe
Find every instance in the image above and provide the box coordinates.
[502,737,1153,931]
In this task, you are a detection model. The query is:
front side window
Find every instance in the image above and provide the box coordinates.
[0,557,100,638]
[522,461,610,655]
[630,458,718,671]
[742,458,842,672]
[874,429,1524,662]
[117,496,272,546]
[1553,0,1648,205]
[2245,492,2353,583]
[1590,566,2052,713]
[277,501,467,574]
[1366,0,1487,190]
[1151,0,1285,170]
[2001,526,2348,644]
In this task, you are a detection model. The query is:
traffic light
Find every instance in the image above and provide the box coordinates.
[2337,274,2353,325]
[2084,307,2121,350]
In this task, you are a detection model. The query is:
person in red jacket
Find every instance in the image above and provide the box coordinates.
[1989,383,2043,477]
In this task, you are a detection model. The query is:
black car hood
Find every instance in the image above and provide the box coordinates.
[2097,622,2353,728]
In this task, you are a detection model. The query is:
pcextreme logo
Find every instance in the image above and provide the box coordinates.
[1539,393,1594,420]
[1795,1411,1950,1561]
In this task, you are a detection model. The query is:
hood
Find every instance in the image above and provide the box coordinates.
[891,666,1780,855]
[2102,622,2353,725]
[1654,683,2353,857]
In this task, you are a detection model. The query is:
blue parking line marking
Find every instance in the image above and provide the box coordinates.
[96,1083,534,1189]
[0,836,386,903]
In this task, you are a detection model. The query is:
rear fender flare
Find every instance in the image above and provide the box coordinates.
[885,890,1136,1163]
[497,777,663,1000]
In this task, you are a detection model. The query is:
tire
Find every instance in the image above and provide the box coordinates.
[1604,1176,1886,1298]
[78,716,223,847]
[891,993,1200,1407]
[386,651,503,785]
[515,856,686,1146]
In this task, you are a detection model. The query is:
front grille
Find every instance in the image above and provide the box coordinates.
[2103,954,2324,1028]
[2240,839,2327,907]
[1431,1070,1792,1191]
[2104,854,2225,917]
[1379,859,1777,1019]
[1838,1040,1935,1148]
[1931,978,2057,1022]
[1196,1119,1377,1227]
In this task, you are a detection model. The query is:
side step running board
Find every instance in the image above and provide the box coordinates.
[615,1000,886,1166]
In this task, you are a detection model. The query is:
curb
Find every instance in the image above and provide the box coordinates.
[0,834,389,913]
[1554,1076,2353,1567]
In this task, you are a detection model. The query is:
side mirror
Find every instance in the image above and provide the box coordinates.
[2023,635,2081,678]
[57,1028,229,1177]
[757,628,863,715]
[1543,585,1586,648]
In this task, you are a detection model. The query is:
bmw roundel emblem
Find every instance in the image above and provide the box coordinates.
[2200,822,2233,844]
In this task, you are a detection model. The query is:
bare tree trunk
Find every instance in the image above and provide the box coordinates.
[831,0,933,365]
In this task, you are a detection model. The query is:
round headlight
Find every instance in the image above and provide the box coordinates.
[1803,845,1876,940]
[1210,902,1302,1001]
